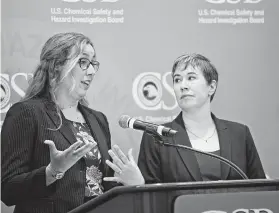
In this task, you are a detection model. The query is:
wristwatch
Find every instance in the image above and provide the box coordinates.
[47,165,65,180]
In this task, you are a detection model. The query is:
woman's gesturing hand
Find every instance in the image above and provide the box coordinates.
[44,139,95,173]
[103,145,145,186]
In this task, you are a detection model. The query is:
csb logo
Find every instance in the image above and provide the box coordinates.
[202,209,273,213]
[132,72,177,111]
[62,0,119,2]
[0,73,33,113]
[205,0,262,3]
[0,75,11,113]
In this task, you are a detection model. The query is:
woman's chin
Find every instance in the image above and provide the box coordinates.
[179,101,196,110]
[73,90,87,100]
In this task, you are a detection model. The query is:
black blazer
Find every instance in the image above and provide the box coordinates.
[138,112,266,183]
[1,98,116,213]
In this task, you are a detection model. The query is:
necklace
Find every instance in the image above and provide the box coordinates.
[60,104,78,110]
[186,127,216,143]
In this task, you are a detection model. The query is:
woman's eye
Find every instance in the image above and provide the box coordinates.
[80,59,88,65]
[174,78,181,83]
[188,76,196,80]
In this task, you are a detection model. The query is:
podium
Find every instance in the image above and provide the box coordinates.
[69,179,279,213]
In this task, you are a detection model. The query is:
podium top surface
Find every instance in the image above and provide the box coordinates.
[118,178,279,192]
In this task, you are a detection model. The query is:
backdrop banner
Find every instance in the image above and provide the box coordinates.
[1,0,278,212]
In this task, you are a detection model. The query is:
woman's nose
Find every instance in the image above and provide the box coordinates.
[180,79,190,91]
[86,64,96,75]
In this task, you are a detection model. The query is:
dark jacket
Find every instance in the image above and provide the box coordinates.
[138,112,266,183]
[1,98,116,213]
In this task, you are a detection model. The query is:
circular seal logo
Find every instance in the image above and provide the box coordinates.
[0,76,11,110]
[137,75,162,107]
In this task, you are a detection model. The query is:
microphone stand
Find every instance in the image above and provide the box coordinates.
[146,128,248,180]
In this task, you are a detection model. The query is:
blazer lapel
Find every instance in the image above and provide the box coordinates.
[78,104,110,174]
[171,113,202,181]
[44,99,76,145]
[212,115,231,180]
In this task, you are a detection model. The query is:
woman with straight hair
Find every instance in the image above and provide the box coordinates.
[138,53,266,183]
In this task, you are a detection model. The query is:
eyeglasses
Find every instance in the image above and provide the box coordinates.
[78,58,100,72]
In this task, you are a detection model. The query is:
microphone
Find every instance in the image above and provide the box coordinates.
[119,115,178,137]
[119,115,248,179]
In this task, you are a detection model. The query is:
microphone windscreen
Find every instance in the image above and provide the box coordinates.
[118,115,131,128]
